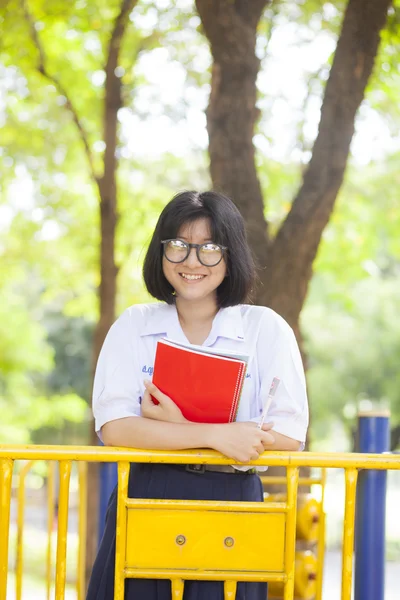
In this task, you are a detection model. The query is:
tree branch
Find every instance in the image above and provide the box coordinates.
[100,0,138,193]
[21,0,98,183]
[258,0,392,326]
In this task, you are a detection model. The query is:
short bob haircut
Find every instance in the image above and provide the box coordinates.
[143,190,256,308]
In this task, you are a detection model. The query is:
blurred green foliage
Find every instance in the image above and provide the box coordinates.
[1,0,400,448]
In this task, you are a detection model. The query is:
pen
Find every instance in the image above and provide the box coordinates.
[258,377,280,428]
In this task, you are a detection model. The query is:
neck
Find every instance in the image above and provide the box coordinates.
[176,298,218,329]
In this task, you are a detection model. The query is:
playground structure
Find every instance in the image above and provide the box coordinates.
[0,413,396,600]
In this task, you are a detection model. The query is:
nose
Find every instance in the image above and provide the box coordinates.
[184,246,201,268]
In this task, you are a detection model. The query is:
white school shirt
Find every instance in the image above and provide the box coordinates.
[93,302,309,469]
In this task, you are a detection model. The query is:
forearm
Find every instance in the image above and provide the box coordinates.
[267,430,302,451]
[101,416,216,450]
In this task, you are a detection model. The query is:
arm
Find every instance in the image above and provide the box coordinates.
[102,380,277,462]
[263,430,302,451]
[102,405,276,463]
[102,416,215,450]
[136,380,301,452]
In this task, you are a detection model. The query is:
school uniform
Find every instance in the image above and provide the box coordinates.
[87,302,309,600]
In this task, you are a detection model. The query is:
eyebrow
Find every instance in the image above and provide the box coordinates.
[178,236,213,242]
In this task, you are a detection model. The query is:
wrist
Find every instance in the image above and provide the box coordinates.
[202,423,223,450]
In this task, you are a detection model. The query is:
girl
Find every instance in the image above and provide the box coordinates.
[87,190,308,600]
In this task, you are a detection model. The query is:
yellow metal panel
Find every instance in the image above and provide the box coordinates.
[55,460,72,600]
[126,504,286,573]
[341,468,358,600]
[0,457,13,600]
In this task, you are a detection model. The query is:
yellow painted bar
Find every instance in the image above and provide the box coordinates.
[16,460,34,600]
[1,445,400,470]
[47,461,56,600]
[124,568,286,582]
[224,580,237,599]
[341,468,358,600]
[261,476,323,486]
[171,578,184,599]
[55,460,72,600]
[126,498,287,513]
[320,468,327,506]
[0,458,13,600]
[283,466,299,600]
[77,461,87,600]
[114,461,130,600]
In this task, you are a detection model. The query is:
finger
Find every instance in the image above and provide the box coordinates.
[144,381,168,403]
[141,389,155,407]
[249,452,259,461]
[261,422,274,431]
[260,431,274,446]
[255,443,264,455]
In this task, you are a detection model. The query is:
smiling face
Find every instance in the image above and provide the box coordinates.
[162,218,227,307]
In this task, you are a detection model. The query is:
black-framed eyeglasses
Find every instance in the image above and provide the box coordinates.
[161,239,227,267]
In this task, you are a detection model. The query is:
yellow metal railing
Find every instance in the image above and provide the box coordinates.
[5,458,87,600]
[1,446,399,600]
[262,469,326,600]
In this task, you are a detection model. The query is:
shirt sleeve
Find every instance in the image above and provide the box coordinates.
[93,309,141,440]
[251,313,309,444]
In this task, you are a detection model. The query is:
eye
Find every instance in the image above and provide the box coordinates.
[201,243,221,252]
[169,239,187,249]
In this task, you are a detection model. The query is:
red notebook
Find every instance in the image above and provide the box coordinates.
[152,338,248,423]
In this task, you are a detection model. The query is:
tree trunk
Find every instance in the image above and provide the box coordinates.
[195,0,271,270]
[197,0,392,329]
[85,0,138,584]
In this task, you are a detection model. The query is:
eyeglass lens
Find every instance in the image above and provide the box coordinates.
[164,240,223,266]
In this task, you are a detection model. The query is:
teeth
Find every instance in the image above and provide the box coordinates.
[180,273,205,280]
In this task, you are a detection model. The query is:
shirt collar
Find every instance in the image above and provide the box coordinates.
[139,303,245,345]
[206,306,245,345]
[139,303,176,337]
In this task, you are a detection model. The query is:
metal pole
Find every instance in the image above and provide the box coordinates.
[354,411,390,600]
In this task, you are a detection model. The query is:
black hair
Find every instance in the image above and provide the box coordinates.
[143,190,256,307]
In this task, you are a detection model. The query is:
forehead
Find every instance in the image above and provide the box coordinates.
[177,218,212,241]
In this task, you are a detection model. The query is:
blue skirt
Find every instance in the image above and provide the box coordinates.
[86,463,268,600]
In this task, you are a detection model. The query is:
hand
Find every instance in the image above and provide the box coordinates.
[208,421,275,463]
[141,380,188,424]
